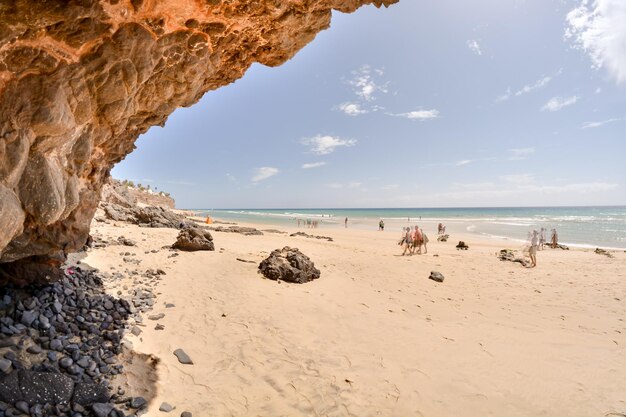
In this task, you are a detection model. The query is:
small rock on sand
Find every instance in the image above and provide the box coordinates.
[429,271,445,283]
[173,349,193,365]
[160,402,175,412]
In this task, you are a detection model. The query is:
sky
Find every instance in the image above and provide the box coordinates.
[112,0,626,209]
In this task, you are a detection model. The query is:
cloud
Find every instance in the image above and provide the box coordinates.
[337,102,368,116]
[565,0,626,84]
[326,182,362,189]
[500,174,535,185]
[392,109,440,121]
[467,39,482,55]
[348,182,362,189]
[226,173,236,182]
[251,167,279,182]
[581,116,623,128]
[302,135,357,155]
[301,162,327,169]
[507,147,535,161]
[348,65,388,101]
[496,75,553,102]
[515,76,552,97]
[541,95,579,111]
[455,159,473,166]
[382,184,400,190]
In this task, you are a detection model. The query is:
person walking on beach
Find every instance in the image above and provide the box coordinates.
[529,229,539,267]
[379,220,385,231]
[421,227,429,254]
[539,227,546,250]
[412,226,423,255]
[345,217,348,228]
[400,227,413,256]
[551,228,558,248]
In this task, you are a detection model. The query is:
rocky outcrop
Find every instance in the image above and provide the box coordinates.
[101,203,189,229]
[258,247,320,284]
[172,227,214,252]
[101,179,174,209]
[208,225,263,236]
[0,0,397,273]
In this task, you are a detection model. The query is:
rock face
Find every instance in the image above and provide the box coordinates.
[0,0,397,273]
[258,246,320,284]
[172,227,214,252]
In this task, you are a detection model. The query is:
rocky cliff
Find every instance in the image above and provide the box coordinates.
[0,0,397,276]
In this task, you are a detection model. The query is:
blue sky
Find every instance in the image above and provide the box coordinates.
[113,0,626,209]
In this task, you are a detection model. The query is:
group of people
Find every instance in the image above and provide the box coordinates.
[437,223,446,234]
[526,227,560,267]
[297,218,320,228]
[399,226,429,255]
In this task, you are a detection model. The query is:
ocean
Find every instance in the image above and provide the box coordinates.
[192,206,626,250]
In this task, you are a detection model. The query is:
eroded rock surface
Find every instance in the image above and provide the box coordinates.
[172,227,214,252]
[258,246,320,284]
[0,0,397,272]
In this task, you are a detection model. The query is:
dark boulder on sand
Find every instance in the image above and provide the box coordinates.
[172,228,215,252]
[258,247,321,284]
[456,241,469,250]
[428,271,445,283]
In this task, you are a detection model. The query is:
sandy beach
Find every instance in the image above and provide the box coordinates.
[80,217,626,417]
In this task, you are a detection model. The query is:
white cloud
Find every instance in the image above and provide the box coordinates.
[348,65,388,101]
[497,75,553,102]
[226,173,236,182]
[337,102,368,116]
[301,162,327,169]
[393,109,440,120]
[565,0,626,84]
[467,39,482,56]
[456,159,472,166]
[326,183,343,189]
[326,182,362,189]
[348,182,362,189]
[541,95,579,111]
[507,147,536,161]
[382,184,400,190]
[302,135,357,155]
[251,167,279,182]
[500,174,535,185]
[581,116,623,128]
[515,76,552,97]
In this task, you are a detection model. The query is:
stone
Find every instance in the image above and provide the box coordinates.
[0,0,397,275]
[173,349,193,365]
[429,271,445,283]
[148,313,165,320]
[50,339,63,351]
[0,360,11,374]
[0,370,74,405]
[73,383,110,406]
[181,412,192,417]
[92,403,114,417]
[129,397,148,409]
[172,228,214,252]
[131,326,142,336]
[456,241,469,250]
[15,401,29,414]
[437,234,449,242]
[26,345,42,354]
[159,402,175,412]
[20,311,37,327]
[52,301,63,314]
[258,247,321,284]
[59,357,74,368]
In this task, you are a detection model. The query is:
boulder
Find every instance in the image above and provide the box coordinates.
[437,234,449,242]
[456,241,469,250]
[258,247,321,284]
[172,228,214,252]
[428,271,445,283]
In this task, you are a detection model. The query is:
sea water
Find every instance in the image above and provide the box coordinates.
[192,206,626,250]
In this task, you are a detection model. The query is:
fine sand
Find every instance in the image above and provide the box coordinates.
[82,218,626,417]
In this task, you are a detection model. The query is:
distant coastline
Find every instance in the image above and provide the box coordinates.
[191,206,626,250]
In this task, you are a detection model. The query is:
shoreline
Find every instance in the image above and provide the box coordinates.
[79,213,626,416]
[198,211,626,251]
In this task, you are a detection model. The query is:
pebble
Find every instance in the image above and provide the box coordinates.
[173,349,193,365]
[15,401,30,414]
[159,402,174,412]
[148,313,165,320]
[181,412,193,417]
[92,402,114,417]
[59,357,74,368]
[155,324,165,331]
[0,359,12,373]
[27,345,42,354]
[129,397,148,409]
